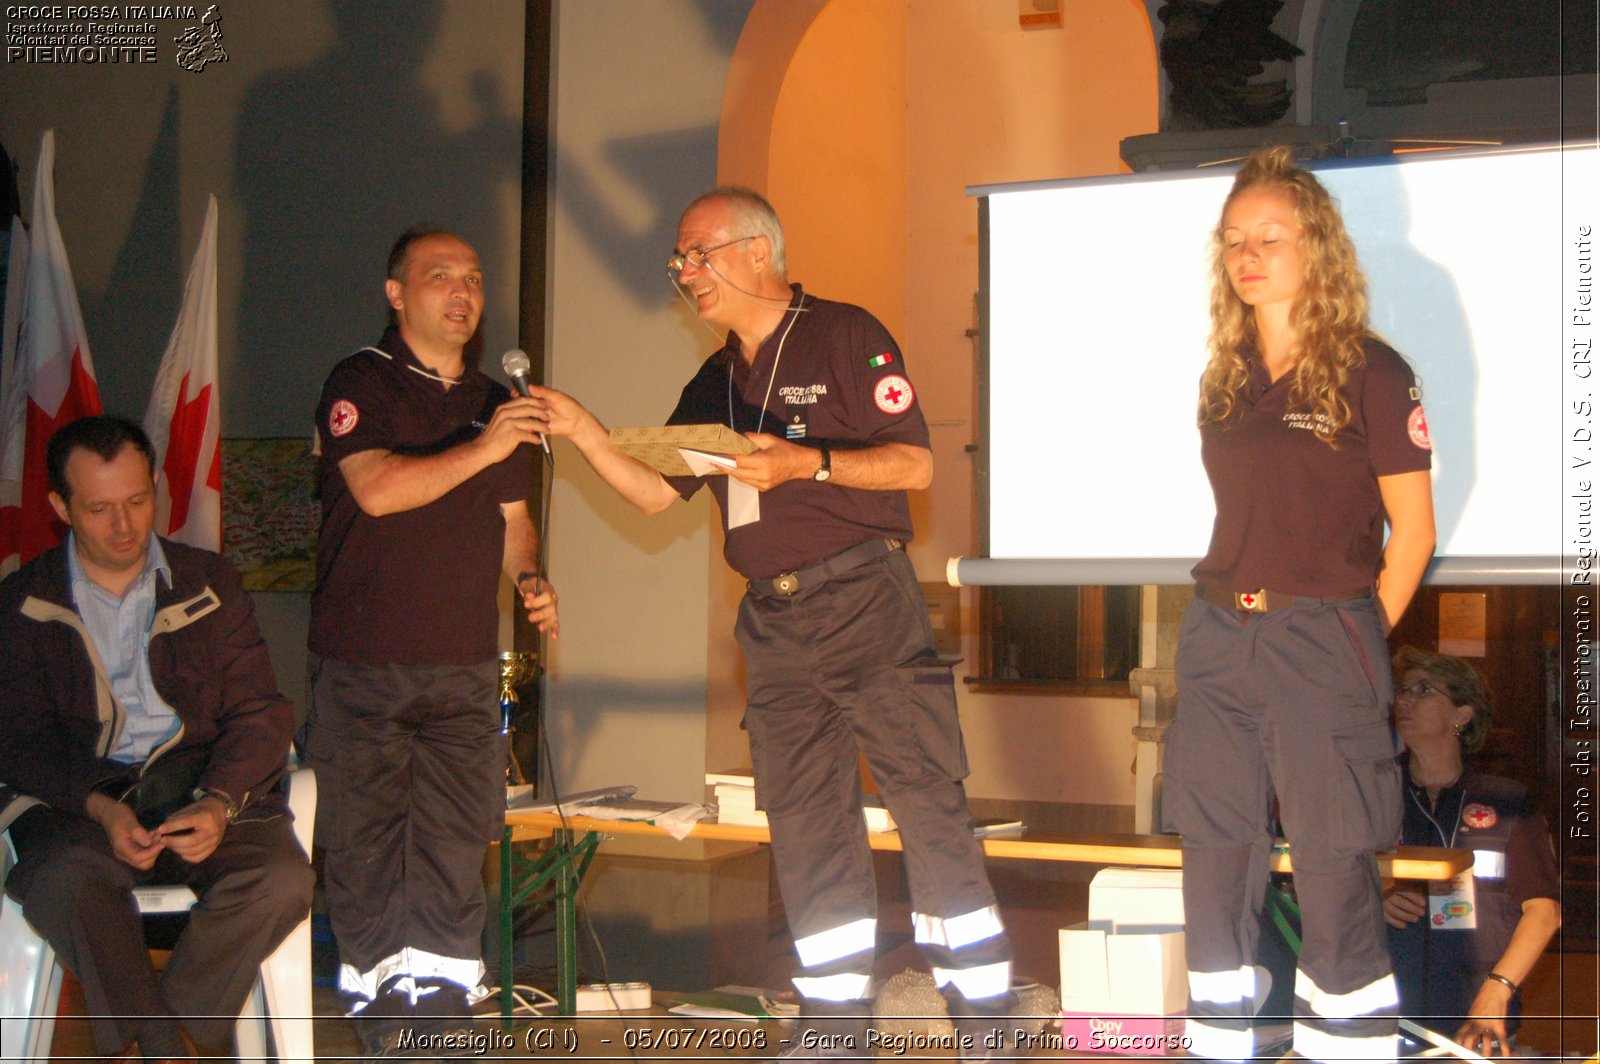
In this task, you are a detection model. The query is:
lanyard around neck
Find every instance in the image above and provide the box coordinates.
[1407,782,1462,849]
[727,288,803,437]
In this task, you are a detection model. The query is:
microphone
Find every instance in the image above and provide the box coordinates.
[501,348,551,456]
[502,348,534,397]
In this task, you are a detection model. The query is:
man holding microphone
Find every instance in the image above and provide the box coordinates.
[305,224,557,1057]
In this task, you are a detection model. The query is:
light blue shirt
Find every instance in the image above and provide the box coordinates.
[66,532,180,763]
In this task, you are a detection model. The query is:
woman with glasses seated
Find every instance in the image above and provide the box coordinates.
[1386,647,1561,1057]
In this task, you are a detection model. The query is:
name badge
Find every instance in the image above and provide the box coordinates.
[1427,871,1478,930]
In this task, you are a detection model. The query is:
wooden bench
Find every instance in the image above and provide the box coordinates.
[495,810,1471,1019]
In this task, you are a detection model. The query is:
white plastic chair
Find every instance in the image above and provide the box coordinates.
[0,766,317,1064]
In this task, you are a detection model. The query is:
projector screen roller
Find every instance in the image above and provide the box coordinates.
[973,145,1594,584]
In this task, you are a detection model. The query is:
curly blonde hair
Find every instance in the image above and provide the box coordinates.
[1198,147,1372,445]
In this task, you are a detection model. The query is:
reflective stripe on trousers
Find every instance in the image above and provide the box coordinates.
[791,918,877,1002]
[1292,968,1401,1063]
[1185,966,1259,1061]
[795,917,876,969]
[340,947,487,1007]
[915,904,1012,1000]
[1185,1017,1256,1062]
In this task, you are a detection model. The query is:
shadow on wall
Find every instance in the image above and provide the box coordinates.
[691,0,752,55]
[233,0,520,435]
[557,124,721,309]
[553,0,754,310]
[539,675,715,796]
[93,84,181,418]
[1353,162,1473,550]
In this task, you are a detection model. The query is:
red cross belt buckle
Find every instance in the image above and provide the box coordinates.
[1234,589,1269,612]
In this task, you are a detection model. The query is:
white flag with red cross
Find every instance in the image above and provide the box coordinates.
[0,129,103,576]
[142,194,221,552]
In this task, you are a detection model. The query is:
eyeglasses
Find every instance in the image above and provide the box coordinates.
[1394,680,1445,700]
[667,236,755,279]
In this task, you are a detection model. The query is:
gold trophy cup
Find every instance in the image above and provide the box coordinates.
[497,651,538,789]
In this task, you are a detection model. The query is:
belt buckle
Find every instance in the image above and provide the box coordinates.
[1234,589,1268,613]
[774,572,800,596]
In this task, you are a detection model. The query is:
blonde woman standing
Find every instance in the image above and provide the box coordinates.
[1163,148,1436,1063]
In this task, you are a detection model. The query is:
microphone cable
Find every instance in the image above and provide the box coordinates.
[515,389,641,1047]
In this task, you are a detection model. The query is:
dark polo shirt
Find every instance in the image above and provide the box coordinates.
[664,286,927,581]
[1192,337,1432,597]
[1389,765,1558,1035]
[310,328,533,665]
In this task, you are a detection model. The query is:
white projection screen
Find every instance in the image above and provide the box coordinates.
[966,144,1595,586]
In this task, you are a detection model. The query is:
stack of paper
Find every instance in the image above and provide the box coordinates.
[707,771,764,827]
[706,771,897,833]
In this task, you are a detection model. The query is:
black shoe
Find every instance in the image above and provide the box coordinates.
[357,976,418,1057]
[413,977,473,1021]
[364,1029,413,1058]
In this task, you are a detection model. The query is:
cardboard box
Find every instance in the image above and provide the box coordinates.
[1059,868,1187,1055]
[1059,1011,1187,1056]
[1086,866,1184,931]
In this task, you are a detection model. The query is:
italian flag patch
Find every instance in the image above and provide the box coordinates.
[868,352,893,368]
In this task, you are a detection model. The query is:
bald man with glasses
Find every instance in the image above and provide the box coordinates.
[530,187,1015,1061]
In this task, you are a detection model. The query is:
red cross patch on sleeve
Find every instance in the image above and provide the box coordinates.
[874,374,914,415]
[1407,405,1431,450]
[328,399,360,437]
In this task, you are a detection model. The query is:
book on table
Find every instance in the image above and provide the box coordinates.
[705,771,897,832]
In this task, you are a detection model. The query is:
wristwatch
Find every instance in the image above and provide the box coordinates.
[194,786,240,824]
[812,442,832,482]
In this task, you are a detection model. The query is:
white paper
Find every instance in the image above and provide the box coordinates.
[727,477,760,529]
[673,447,759,528]
[568,800,712,841]
[678,447,738,475]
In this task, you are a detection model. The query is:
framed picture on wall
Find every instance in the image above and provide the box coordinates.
[221,437,317,592]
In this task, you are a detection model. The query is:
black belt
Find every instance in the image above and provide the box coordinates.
[1196,583,1372,614]
[750,538,903,598]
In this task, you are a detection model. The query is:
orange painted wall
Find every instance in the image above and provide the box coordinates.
[767,2,910,337]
